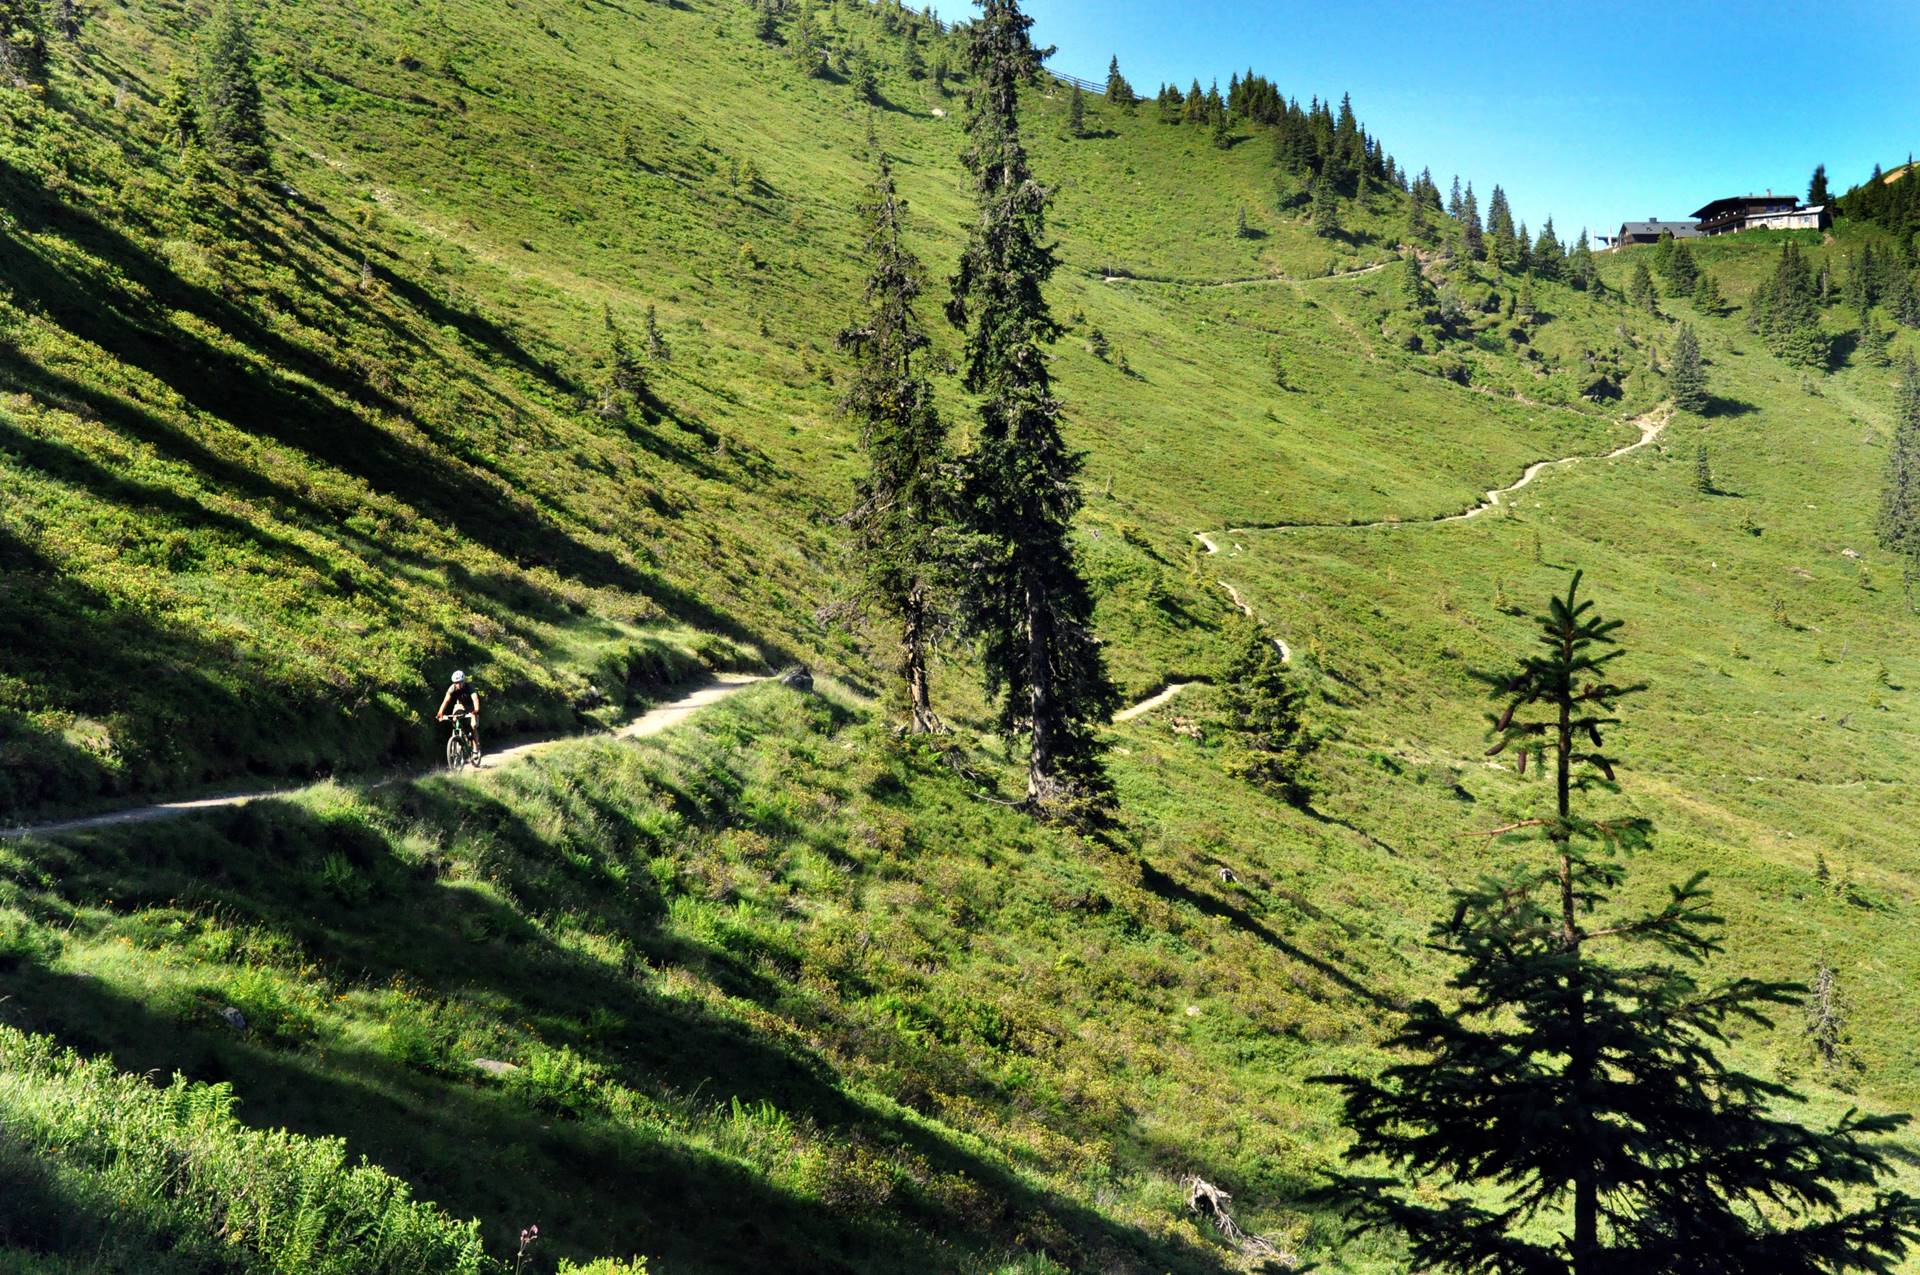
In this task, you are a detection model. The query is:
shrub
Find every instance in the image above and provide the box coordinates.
[0,1026,489,1272]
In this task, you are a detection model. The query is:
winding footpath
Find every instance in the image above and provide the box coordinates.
[2,674,767,841]
[1152,407,1672,700]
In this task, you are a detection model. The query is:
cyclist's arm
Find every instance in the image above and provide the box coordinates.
[436,688,454,719]
[470,691,481,714]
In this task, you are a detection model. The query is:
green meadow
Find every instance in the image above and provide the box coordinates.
[1,0,1917,1270]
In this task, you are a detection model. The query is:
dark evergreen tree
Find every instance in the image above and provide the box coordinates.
[644,304,670,363]
[1103,54,1134,109]
[1514,220,1532,275]
[1670,323,1708,413]
[1209,100,1231,149]
[1809,162,1831,208]
[1067,81,1085,137]
[1183,77,1204,124]
[1235,205,1252,239]
[198,1,269,174]
[1311,171,1340,238]
[0,0,49,88]
[1408,185,1431,240]
[901,24,926,78]
[790,6,828,76]
[1532,218,1563,281]
[1694,440,1714,494]
[1629,260,1659,315]
[752,0,778,43]
[1859,310,1892,367]
[1761,242,1825,369]
[1321,573,1920,1275]
[164,72,199,155]
[1447,174,1463,219]
[1878,351,1920,562]
[1663,238,1700,293]
[1403,251,1431,310]
[850,51,880,104]
[838,150,950,734]
[1219,615,1313,803]
[946,0,1118,817]
[598,306,645,420]
[1568,231,1597,291]
[1461,183,1484,261]
[1692,270,1729,316]
[1486,184,1517,270]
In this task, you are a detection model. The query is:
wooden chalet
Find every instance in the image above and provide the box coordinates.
[1689,193,1830,235]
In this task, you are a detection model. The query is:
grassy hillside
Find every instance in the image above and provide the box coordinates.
[3,0,1919,1271]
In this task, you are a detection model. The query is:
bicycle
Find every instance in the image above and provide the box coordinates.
[443,711,482,772]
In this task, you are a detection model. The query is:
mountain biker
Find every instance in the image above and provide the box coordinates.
[436,670,483,761]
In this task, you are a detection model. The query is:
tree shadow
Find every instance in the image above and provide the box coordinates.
[1704,395,1758,418]
[1135,856,1391,1010]
[1,787,1240,1273]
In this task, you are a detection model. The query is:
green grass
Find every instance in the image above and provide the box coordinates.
[3,0,1920,1269]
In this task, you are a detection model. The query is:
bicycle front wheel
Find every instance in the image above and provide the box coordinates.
[447,734,464,771]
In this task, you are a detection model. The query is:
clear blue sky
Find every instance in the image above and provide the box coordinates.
[1018,0,1920,244]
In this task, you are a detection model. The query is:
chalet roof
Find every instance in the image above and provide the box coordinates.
[1690,194,1799,220]
[1616,220,1700,239]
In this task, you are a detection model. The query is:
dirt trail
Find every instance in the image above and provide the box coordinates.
[3,675,766,841]
[1100,260,1393,291]
[1113,682,1201,722]
[1164,406,1671,685]
[1219,408,1670,536]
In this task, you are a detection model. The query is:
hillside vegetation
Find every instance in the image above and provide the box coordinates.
[2,0,1919,1271]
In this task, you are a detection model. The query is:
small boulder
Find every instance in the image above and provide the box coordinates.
[219,1006,247,1032]
[470,1058,520,1078]
[779,665,814,692]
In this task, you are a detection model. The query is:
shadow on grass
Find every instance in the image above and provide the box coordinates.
[1135,857,1391,1010]
[0,773,1239,1274]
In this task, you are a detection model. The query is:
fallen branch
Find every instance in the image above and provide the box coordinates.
[1184,1176,1295,1267]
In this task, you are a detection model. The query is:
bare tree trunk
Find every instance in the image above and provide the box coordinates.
[1023,569,1055,806]
[902,581,937,733]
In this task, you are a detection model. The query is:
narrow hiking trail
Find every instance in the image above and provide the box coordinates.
[1181,406,1671,673]
[2,675,767,841]
[1113,682,1202,722]
[1099,259,1393,291]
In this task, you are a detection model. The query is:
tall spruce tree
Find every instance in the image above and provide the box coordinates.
[1219,615,1314,804]
[1210,101,1232,149]
[1461,183,1484,260]
[838,150,950,734]
[1486,184,1517,270]
[1809,162,1831,207]
[198,1,269,174]
[1761,242,1825,369]
[1664,238,1700,293]
[1322,573,1920,1274]
[1692,270,1729,316]
[0,0,48,87]
[946,0,1117,816]
[1568,230,1597,291]
[1878,350,1920,562]
[1670,323,1708,413]
[1103,54,1134,109]
[1311,171,1341,238]
[1629,260,1659,314]
[164,72,199,155]
[1067,80,1085,137]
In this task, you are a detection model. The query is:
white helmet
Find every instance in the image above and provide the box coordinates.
[450,670,466,684]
